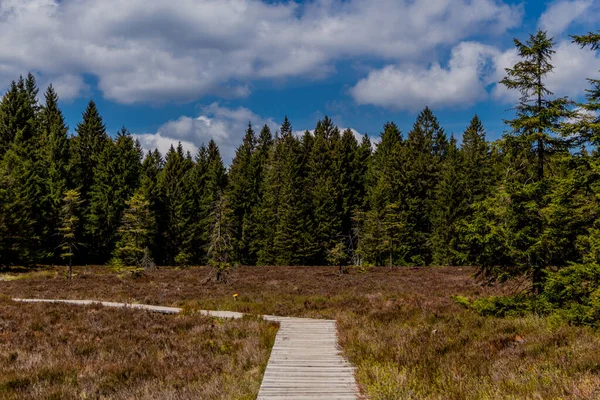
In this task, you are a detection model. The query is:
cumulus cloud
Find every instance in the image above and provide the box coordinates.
[0,0,521,104]
[492,40,600,102]
[135,133,198,159]
[538,0,592,37]
[134,103,278,164]
[351,42,501,111]
[39,74,90,101]
[352,37,600,110]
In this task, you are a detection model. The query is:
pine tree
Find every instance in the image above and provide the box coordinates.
[462,115,492,202]
[208,191,234,282]
[273,119,307,265]
[336,129,360,246]
[499,30,576,293]
[457,115,496,264]
[431,135,466,265]
[0,75,47,265]
[256,137,282,265]
[567,32,600,146]
[572,31,600,50]
[139,149,164,262]
[39,85,70,260]
[540,152,597,267]
[86,128,141,262]
[58,189,82,279]
[198,140,228,262]
[402,108,447,264]
[40,85,70,205]
[227,123,258,264]
[70,100,108,204]
[360,122,405,265]
[159,143,193,265]
[500,31,574,183]
[0,81,22,156]
[243,125,273,265]
[306,117,342,264]
[0,150,37,265]
[178,144,212,265]
[114,191,156,266]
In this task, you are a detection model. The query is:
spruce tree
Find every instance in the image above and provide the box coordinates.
[179,144,211,265]
[159,143,193,265]
[227,123,257,264]
[567,32,600,145]
[114,191,156,266]
[40,85,70,260]
[243,125,273,265]
[360,122,405,265]
[272,119,307,265]
[337,129,359,246]
[572,31,600,50]
[457,115,495,264]
[431,135,466,265]
[40,85,70,205]
[499,30,576,293]
[139,149,164,262]
[256,123,286,265]
[58,189,82,278]
[0,81,22,156]
[402,108,447,264]
[0,75,46,265]
[500,31,573,183]
[70,100,108,204]
[208,191,234,281]
[461,115,492,202]
[86,128,141,262]
[306,117,342,264]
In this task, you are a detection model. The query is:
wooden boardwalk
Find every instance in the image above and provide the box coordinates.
[13,299,360,400]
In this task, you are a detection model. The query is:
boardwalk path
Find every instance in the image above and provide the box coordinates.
[12,299,360,400]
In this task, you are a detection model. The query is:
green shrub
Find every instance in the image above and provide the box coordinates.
[464,263,600,326]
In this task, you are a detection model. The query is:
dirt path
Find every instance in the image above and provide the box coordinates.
[12,298,360,400]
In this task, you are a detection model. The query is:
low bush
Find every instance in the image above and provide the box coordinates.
[456,263,600,326]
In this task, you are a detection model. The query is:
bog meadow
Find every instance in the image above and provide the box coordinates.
[2,2,600,399]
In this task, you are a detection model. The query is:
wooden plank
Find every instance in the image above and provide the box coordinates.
[257,316,359,400]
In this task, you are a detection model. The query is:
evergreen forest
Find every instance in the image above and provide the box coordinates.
[1,30,600,294]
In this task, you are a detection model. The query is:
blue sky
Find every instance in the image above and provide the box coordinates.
[1,0,599,163]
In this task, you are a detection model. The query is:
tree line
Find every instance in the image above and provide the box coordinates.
[1,30,600,288]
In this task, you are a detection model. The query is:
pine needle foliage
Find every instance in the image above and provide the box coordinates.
[57,189,83,279]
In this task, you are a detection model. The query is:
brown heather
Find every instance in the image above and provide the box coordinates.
[2,265,600,399]
[0,297,277,400]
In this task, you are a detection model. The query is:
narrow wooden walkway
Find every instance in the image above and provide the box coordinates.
[12,299,360,400]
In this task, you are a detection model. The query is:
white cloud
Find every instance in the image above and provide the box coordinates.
[135,133,198,159]
[352,37,600,110]
[538,0,592,37]
[39,74,89,101]
[134,103,278,164]
[351,42,501,111]
[493,40,600,102]
[0,0,522,104]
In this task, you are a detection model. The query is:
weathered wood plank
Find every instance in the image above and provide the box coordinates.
[258,316,359,400]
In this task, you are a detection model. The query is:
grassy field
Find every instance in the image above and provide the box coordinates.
[0,297,277,400]
[2,265,600,399]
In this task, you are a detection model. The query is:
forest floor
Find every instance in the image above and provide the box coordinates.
[2,265,600,399]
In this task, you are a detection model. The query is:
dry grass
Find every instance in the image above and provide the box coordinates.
[0,297,277,400]
[3,265,600,399]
